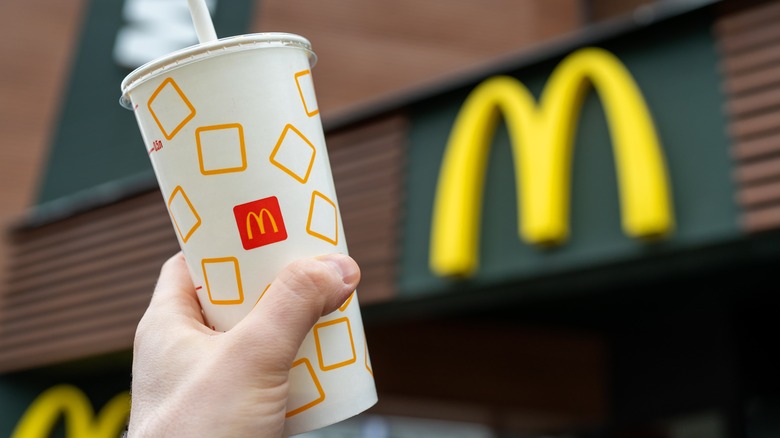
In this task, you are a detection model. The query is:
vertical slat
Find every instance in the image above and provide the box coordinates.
[0,189,178,373]
[715,0,780,233]
[328,114,407,304]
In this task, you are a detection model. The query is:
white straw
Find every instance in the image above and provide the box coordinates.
[187,0,218,43]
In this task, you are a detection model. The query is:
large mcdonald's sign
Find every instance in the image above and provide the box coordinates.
[11,385,129,438]
[431,47,674,278]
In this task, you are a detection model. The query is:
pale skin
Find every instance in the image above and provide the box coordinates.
[128,252,360,437]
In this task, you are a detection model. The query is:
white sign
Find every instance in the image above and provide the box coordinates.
[113,0,218,68]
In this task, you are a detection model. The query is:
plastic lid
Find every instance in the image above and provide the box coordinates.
[119,32,316,109]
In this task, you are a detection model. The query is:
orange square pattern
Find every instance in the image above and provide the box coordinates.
[167,186,201,244]
[306,191,338,245]
[196,123,247,175]
[294,70,319,117]
[269,124,316,184]
[286,358,326,417]
[313,317,356,371]
[148,77,196,140]
[202,257,244,305]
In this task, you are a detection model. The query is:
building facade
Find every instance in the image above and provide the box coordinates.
[2,0,780,436]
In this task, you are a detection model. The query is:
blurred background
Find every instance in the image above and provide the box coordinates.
[2,0,780,436]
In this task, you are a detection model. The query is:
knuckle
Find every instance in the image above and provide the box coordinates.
[287,258,339,290]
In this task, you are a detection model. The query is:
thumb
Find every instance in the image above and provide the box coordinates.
[229,254,360,371]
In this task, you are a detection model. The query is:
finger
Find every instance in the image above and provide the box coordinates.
[230,254,360,370]
[145,252,205,325]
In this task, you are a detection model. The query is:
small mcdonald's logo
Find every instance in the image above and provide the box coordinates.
[233,196,288,250]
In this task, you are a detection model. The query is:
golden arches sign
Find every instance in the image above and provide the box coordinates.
[430,47,674,278]
[12,385,129,438]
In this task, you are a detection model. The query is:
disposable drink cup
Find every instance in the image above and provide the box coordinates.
[120,32,377,436]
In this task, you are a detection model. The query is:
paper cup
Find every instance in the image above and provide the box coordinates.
[120,32,377,436]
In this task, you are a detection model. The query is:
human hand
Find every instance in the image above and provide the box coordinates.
[127,252,360,438]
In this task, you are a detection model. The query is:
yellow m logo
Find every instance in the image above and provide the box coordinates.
[431,47,674,278]
[12,385,130,438]
[246,208,279,239]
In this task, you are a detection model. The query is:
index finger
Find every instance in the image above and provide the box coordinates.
[145,252,205,326]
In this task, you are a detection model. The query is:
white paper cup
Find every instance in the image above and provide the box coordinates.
[120,32,377,436]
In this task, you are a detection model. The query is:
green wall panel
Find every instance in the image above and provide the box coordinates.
[36,0,254,204]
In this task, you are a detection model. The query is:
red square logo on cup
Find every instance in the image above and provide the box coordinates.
[233,196,288,250]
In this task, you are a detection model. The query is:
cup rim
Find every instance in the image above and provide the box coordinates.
[119,32,316,109]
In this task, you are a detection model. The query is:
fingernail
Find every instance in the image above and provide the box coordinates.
[321,253,359,285]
